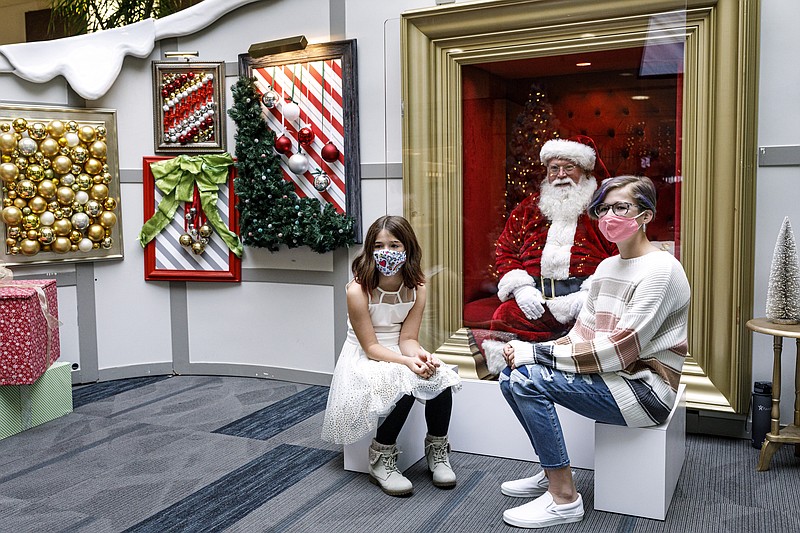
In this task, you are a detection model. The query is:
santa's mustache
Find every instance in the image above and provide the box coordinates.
[548,177,578,187]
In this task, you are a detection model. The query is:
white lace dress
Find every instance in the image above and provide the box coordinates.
[321,285,461,445]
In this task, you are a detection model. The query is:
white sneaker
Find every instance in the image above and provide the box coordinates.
[501,470,549,498]
[503,492,584,528]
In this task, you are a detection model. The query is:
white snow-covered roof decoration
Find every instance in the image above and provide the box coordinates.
[0,0,262,100]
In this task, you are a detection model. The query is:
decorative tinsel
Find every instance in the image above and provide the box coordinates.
[766,216,800,324]
[227,77,355,253]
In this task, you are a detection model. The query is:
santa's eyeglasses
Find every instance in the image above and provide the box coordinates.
[592,201,639,217]
[547,164,577,175]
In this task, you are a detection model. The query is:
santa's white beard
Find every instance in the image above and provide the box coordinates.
[538,175,597,222]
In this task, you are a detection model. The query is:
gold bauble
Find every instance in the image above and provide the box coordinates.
[191,242,205,255]
[71,244,79,252]
[0,132,17,152]
[1,155,10,163]
[28,122,47,140]
[0,123,8,132]
[12,118,27,133]
[40,138,60,157]
[69,230,83,243]
[16,179,36,198]
[14,157,27,169]
[61,206,73,218]
[179,233,193,246]
[101,237,112,249]
[102,172,112,185]
[22,214,40,230]
[66,120,78,132]
[103,197,117,210]
[96,125,107,138]
[198,225,212,238]
[98,210,117,228]
[56,186,76,205]
[85,200,102,217]
[28,196,48,214]
[87,224,105,242]
[78,125,96,143]
[53,218,72,236]
[38,226,56,244]
[71,146,88,164]
[89,140,107,159]
[8,246,20,254]
[93,174,105,184]
[2,198,11,207]
[19,239,40,255]
[84,158,102,175]
[26,229,38,240]
[37,180,56,199]
[6,237,16,247]
[51,236,71,253]
[0,162,18,182]
[76,174,92,190]
[13,197,26,209]
[7,226,20,238]
[1,205,22,225]
[47,201,59,211]
[21,206,31,215]
[90,183,109,200]
[26,164,44,182]
[52,155,72,175]
[47,120,66,138]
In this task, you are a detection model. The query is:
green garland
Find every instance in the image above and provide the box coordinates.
[227,77,355,253]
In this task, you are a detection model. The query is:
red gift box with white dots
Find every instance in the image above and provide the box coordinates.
[0,279,61,385]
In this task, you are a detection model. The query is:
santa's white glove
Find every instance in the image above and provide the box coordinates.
[513,285,545,320]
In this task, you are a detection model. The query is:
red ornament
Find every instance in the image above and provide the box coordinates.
[298,127,314,146]
[274,134,293,155]
[321,142,340,163]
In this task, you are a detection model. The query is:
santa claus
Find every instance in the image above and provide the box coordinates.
[483,137,617,374]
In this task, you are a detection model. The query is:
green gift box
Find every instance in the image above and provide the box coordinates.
[0,361,72,440]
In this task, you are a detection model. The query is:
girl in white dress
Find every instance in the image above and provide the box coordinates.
[322,215,461,496]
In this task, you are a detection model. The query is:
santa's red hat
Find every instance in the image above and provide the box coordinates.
[540,135,610,180]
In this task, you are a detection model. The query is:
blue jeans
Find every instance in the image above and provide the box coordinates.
[499,364,626,469]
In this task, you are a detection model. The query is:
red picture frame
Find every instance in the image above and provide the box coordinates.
[142,156,241,282]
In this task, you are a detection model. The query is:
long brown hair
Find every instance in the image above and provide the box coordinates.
[352,215,425,292]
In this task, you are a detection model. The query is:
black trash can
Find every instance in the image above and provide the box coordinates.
[751,381,772,449]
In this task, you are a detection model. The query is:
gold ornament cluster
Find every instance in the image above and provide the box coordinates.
[1,117,118,257]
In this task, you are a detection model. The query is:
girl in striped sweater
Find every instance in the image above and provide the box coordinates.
[498,175,691,529]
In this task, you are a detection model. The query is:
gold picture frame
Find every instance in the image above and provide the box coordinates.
[0,104,123,266]
[401,0,759,414]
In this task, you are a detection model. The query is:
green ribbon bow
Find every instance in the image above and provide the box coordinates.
[137,153,243,257]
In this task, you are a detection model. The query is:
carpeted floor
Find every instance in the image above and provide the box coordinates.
[1,375,798,532]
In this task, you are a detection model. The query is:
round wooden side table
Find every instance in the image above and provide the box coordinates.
[745,318,800,471]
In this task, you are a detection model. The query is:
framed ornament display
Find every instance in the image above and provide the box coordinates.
[140,156,241,282]
[0,104,123,266]
[151,61,226,154]
[238,39,361,235]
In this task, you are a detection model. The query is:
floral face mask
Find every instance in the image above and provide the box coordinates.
[373,249,406,276]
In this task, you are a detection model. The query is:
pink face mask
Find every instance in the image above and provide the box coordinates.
[598,211,646,243]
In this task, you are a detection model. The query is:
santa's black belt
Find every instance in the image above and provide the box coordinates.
[533,276,588,299]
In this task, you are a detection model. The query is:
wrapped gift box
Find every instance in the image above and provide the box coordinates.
[0,361,72,440]
[0,278,61,385]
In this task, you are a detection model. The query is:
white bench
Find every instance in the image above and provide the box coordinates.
[593,383,687,520]
[344,378,687,521]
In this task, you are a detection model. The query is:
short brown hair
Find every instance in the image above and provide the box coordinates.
[588,175,657,220]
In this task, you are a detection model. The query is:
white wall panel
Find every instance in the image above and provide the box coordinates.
[93,183,172,369]
[55,286,79,369]
[187,281,335,374]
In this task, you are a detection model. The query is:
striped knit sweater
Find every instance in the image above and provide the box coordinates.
[509,250,691,427]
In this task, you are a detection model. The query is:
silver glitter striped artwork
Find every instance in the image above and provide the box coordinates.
[153,185,231,272]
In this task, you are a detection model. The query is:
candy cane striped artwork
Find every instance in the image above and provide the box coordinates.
[252,60,347,214]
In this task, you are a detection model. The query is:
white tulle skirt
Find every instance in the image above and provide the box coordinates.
[321,330,461,445]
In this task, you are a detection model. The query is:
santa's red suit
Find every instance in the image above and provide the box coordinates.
[490,188,617,343]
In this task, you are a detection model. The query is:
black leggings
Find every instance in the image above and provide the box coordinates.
[374,387,453,445]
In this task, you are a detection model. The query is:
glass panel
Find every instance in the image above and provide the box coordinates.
[461,45,682,360]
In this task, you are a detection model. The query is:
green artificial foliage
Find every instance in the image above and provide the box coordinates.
[227,77,355,253]
[49,0,200,36]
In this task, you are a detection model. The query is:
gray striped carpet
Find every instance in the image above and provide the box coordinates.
[0,375,798,532]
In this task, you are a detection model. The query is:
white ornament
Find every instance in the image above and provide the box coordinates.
[78,238,93,252]
[75,191,90,205]
[287,153,309,174]
[283,101,301,122]
[65,132,80,147]
[39,212,55,226]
